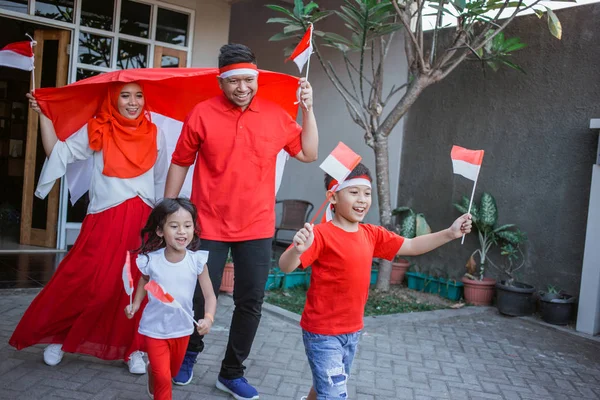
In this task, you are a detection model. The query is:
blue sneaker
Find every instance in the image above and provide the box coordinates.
[172,351,198,385]
[216,376,259,400]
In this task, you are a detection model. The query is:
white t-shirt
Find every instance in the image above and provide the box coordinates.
[137,248,209,339]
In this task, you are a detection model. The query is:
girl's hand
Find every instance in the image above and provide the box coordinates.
[450,213,472,239]
[196,318,213,336]
[124,303,139,319]
[26,91,42,115]
[293,223,314,254]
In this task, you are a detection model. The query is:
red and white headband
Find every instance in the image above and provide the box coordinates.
[218,63,259,79]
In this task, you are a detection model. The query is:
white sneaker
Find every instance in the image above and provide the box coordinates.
[127,351,147,374]
[43,344,64,366]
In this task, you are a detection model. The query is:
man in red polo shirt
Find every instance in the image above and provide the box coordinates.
[164,44,318,399]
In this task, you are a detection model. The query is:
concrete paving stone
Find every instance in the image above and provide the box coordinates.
[3,292,600,399]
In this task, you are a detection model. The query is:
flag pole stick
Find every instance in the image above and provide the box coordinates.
[305,23,313,81]
[462,176,479,245]
[26,34,36,93]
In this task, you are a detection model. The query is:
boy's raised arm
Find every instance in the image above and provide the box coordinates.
[279,223,314,273]
[398,214,472,256]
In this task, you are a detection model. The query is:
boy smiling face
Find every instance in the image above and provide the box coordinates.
[330,184,372,224]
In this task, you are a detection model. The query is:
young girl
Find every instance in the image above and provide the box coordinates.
[125,198,217,400]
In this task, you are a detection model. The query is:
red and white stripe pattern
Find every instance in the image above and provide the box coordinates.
[218,63,259,79]
[0,41,34,71]
[451,145,484,181]
[287,24,313,73]
[319,142,362,184]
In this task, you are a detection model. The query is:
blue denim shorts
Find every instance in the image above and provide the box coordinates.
[302,329,361,400]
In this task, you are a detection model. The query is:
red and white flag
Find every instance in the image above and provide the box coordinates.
[122,252,134,296]
[286,24,313,73]
[319,142,362,183]
[144,280,199,326]
[0,41,34,71]
[451,145,484,181]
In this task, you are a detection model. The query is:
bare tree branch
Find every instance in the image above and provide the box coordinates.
[392,0,426,72]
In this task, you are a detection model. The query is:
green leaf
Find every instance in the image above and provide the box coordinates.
[415,214,432,236]
[293,0,304,18]
[310,10,334,24]
[266,4,298,20]
[284,25,303,34]
[534,8,544,19]
[269,31,299,42]
[479,192,498,228]
[493,224,516,233]
[392,206,412,215]
[304,1,319,14]
[400,213,416,238]
[545,7,562,40]
[266,17,297,25]
[322,32,354,47]
[500,59,526,74]
[496,230,524,245]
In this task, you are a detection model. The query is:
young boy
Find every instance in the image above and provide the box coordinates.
[279,163,472,400]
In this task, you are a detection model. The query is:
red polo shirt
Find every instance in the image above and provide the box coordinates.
[171,94,303,241]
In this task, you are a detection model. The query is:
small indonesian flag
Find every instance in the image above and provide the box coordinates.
[319,142,362,183]
[0,41,34,71]
[144,280,200,327]
[145,280,180,308]
[286,24,313,73]
[451,145,484,181]
[122,252,134,296]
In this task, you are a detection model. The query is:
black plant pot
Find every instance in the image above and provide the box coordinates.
[539,293,576,325]
[495,280,536,316]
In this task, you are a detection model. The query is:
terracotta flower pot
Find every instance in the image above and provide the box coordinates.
[390,259,410,285]
[461,276,496,306]
[220,262,234,293]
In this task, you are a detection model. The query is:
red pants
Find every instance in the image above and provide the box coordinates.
[145,335,190,400]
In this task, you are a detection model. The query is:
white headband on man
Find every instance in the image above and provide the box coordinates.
[218,63,259,79]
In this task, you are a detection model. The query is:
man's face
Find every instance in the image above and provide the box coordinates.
[218,74,258,110]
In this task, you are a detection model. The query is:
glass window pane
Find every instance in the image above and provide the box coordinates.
[78,32,112,67]
[120,0,150,39]
[35,0,74,23]
[76,68,101,81]
[0,1,27,14]
[80,0,114,31]
[117,40,147,69]
[160,55,180,68]
[156,8,189,46]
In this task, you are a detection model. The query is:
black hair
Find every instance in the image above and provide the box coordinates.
[218,43,257,68]
[136,198,201,256]
[324,162,373,190]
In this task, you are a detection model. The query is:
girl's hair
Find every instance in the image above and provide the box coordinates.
[136,198,201,255]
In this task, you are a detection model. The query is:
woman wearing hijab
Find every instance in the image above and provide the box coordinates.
[9,82,168,375]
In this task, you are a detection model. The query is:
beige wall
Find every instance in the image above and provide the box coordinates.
[164,0,231,67]
[229,0,407,225]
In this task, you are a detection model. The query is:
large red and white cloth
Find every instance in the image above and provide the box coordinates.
[287,24,313,73]
[32,68,300,204]
[9,197,150,361]
[0,41,34,71]
[451,145,484,181]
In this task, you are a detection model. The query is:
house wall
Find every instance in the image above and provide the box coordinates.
[229,0,408,229]
[164,0,231,67]
[399,3,600,295]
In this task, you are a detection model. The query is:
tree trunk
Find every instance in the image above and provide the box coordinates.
[373,133,394,291]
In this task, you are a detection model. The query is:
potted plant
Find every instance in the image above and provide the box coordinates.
[220,250,234,293]
[539,286,577,325]
[454,192,525,306]
[392,207,431,285]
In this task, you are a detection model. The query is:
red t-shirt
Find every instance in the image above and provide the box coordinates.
[171,95,303,241]
[299,222,404,335]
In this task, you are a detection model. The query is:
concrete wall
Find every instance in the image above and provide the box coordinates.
[229,0,408,228]
[164,0,231,67]
[399,4,600,295]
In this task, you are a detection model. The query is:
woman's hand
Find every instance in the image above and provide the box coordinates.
[26,91,42,115]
